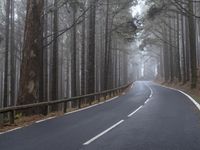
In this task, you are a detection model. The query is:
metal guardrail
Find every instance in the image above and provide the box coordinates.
[0,82,133,124]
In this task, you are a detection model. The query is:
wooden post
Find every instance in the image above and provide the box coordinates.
[63,102,67,113]
[98,94,100,102]
[9,110,15,124]
[0,113,4,126]
[78,99,81,109]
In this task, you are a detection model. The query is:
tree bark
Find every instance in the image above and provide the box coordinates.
[188,0,197,88]
[17,0,44,113]
[71,4,77,97]
[3,0,11,108]
[52,0,59,101]
[81,6,86,96]
[87,0,96,95]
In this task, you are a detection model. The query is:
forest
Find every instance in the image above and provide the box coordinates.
[0,0,137,123]
[0,0,200,124]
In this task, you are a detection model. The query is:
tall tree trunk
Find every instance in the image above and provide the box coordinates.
[3,0,11,108]
[9,0,16,123]
[44,0,48,101]
[71,4,77,97]
[163,25,170,82]
[81,7,86,96]
[52,0,59,101]
[176,12,182,82]
[169,17,174,82]
[104,0,109,90]
[185,17,190,82]
[17,0,44,112]
[87,0,96,95]
[181,10,187,84]
[188,0,197,88]
[10,0,16,106]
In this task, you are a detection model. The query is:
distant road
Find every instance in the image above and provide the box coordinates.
[0,81,200,150]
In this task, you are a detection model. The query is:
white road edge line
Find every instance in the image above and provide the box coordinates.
[35,116,56,123]
[145,84,153,98]
[106,96,119,103]
[145,98,150,104]
[158,84,200,111]
[148,86,153,98]
[178,90,200,111]
[83,120,124,145]
[64,96,119,116]
[0,127,22,135]
[128,105,143,117]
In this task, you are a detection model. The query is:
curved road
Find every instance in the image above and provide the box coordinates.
[0,81,200,150]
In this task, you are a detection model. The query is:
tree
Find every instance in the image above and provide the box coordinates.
[52,0,59,101]
[71,2,78,97]
[188,0,197,88]
[0,0,138,117]
[80,3,86,96]
[86,0,96,95]
[17,0,44,113]
[3,0,11,109]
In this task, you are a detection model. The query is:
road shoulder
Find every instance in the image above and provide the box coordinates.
[155,82,200,111]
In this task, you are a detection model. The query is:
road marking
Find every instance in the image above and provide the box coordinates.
[35,116,56,123]
[148,86,153,98]
[83,120,124,145]
[158,84,200,111]
[145,84,153,98]
[64,104,99,115]
[64,96,119,116]
[106,96,119,103]
[178,90,200,111]
[145,98,150,104]
[0,127,22,135]
[128,105,143,117]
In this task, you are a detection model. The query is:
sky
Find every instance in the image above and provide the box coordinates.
[131,0,148,17]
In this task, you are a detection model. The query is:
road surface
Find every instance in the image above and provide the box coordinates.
[0,81,200,150]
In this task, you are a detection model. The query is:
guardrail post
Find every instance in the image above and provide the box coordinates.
[104,93,107,101]
[78,99,81,109]
[42,105,48,116]
[0,114,3,126]
[9,110,15,124]
[47,105,51,114]
[89,96,92,105]
[109,92,111,98]
[63,102,67,113]
[97,94,100,102]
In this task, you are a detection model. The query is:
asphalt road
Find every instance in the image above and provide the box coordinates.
[0,81,200,150]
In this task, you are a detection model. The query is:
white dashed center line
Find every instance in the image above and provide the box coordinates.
[83,120,124,145]
[127,105,143,117]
